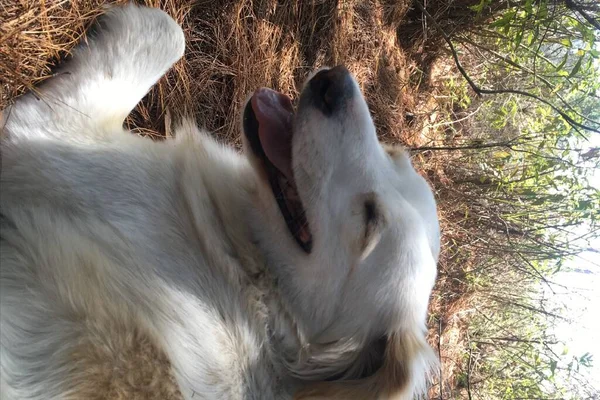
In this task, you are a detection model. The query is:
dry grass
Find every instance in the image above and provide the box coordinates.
[1,0,472,397]
[1,0,429,146]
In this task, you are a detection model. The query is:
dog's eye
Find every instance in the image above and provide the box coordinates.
[359,194,386,259]
[364,200,377,224]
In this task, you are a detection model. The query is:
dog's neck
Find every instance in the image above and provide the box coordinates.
[239,179,380,383]
[176,134,304,345]
[177,135,379,383]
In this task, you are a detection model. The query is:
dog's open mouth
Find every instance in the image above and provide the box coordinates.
[243,88,313,253]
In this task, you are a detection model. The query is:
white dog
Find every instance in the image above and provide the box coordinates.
[0,4,440,399]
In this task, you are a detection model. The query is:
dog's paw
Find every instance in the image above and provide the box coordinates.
[75,4,185,76]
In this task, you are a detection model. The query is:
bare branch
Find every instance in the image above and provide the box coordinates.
[409,138,517,152]
[413,0,600,135]
[565,0,600,30]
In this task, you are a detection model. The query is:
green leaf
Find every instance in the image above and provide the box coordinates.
[560,38,572,48]
[515,29,524,49]
[553,260,563,274]
[576,200,591,210]
[550,359,557,376]
[469,0,490,14]
[555,53,569,71]
[490,10,516,28]
[494,151,511,159]
[568,56,584,78]
[551,83,564,95]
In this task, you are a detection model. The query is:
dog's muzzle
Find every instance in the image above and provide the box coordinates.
[305,65,355,115]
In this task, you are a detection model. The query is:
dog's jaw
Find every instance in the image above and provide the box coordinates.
[242,90,313,253]
[249,257,385,384]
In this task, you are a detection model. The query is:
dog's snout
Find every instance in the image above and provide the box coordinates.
[309,65,354,114]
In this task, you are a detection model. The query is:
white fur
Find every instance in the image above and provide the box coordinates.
[0,4,440,399]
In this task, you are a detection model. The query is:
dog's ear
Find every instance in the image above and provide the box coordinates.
[323,335,387,382]
[384,144,413,170]
[383,144,408,160]
[293,330,437,400]
[359,192,388,261]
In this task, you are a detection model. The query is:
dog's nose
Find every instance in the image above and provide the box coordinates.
[309,65,354,114]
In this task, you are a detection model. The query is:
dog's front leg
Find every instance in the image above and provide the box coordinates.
[2,4,184,136]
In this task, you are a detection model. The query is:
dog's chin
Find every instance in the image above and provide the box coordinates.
[242,90,312,253]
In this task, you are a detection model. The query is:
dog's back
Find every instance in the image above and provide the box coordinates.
[1,5,283,399]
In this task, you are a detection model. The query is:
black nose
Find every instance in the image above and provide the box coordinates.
[308,65,354,114]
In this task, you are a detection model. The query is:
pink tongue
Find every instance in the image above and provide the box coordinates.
[251,88,294,180]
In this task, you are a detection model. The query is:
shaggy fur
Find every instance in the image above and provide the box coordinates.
[0,4,440,399]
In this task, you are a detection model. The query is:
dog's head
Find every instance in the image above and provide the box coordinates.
[242,66,439,397]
